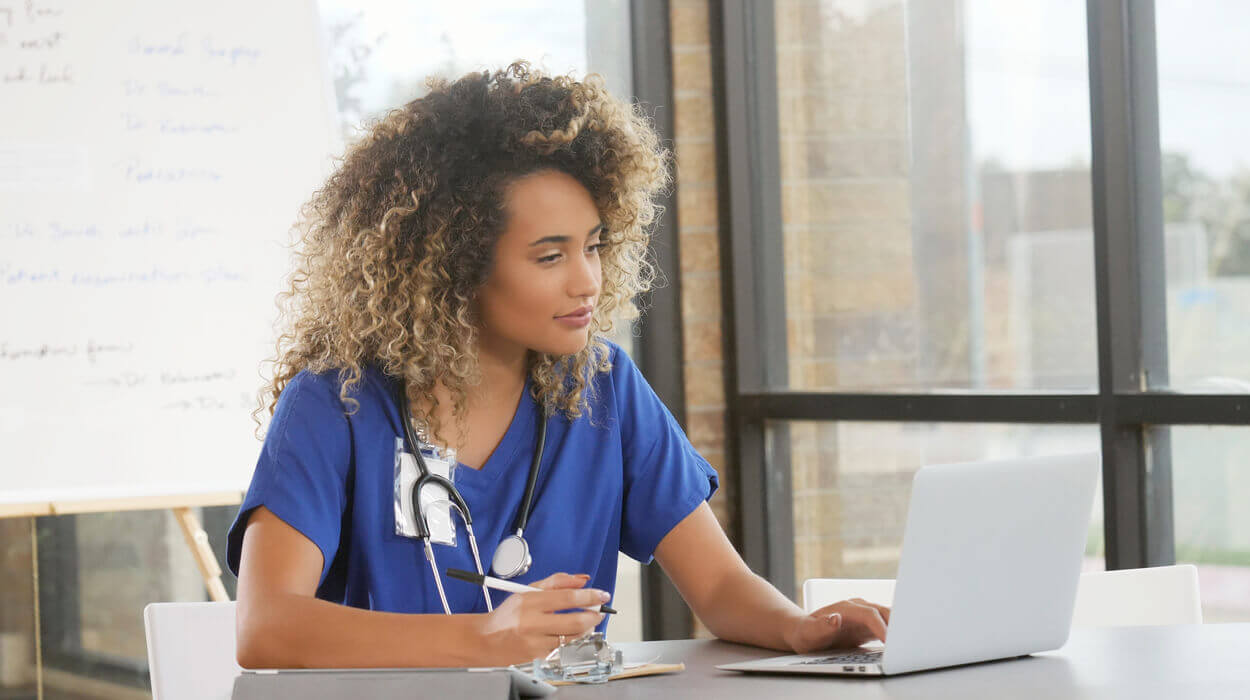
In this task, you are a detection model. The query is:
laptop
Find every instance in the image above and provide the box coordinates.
[718,452,1100,677]
[233,667,555,699]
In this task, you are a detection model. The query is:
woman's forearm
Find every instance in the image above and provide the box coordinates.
[236,591,485,669]
[695,569,805,652]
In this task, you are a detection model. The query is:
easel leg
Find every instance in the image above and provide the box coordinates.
[171,507,229,602]
[31,517,43,700]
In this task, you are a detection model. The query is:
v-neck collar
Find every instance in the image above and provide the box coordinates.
[377,366,538,490]
[451,374,537,490]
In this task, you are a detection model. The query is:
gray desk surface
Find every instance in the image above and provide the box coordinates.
[555,624,1250,700]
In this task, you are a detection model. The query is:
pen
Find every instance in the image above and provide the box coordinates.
[445,568,617,614]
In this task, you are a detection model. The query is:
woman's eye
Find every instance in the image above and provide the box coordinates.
[538,242,605,264]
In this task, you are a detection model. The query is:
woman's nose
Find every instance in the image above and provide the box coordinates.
[569,251,601,298]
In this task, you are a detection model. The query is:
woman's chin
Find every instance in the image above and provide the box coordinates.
[533,332,592,357]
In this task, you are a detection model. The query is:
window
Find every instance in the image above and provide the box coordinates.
[774,0,1097,393]
[778,421,1103,592]
[1171,427,1250,622]
[713,0,1250,604]
[1155,0,1250,392]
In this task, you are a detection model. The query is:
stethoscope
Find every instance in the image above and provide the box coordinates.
[395,380,546,614]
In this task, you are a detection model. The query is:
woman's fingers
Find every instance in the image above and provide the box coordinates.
[505,586,608,615]
[527,587,610,613]
[806,599,889,646]
[813,598,890,632]
[848,597,891,625]
[540,611,606,637]
[839,601,888,643]
[809,598,890,621]
[519,589,608,639]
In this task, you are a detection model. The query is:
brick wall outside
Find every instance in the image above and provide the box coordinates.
[667,0,942,607]
[0,518,35,688]
[775,0,919,593]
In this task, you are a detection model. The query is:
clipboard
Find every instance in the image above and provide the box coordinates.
[546,662,686,686]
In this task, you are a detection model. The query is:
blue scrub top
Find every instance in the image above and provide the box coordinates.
[226,341,718,635]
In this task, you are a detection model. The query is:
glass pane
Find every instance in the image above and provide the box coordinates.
[1171,427,1250,622]
[775,421,1103,599]
[21,507,237,696]
[1156,1,1250,392]
[319,0,633,141]
[773,0,1096,391]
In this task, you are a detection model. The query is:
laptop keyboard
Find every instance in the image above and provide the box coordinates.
[793,649,884,666]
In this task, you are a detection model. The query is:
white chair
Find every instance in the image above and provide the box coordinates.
[1071,564,1203,626]
[144,601,240,700]
[802,578,895,613]
[801,564,1203,627]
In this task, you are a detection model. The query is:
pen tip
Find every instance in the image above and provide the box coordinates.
[601,605,617,615]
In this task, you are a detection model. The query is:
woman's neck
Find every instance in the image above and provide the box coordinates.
[473,331,529,398]
[423,334,526,420]
[419,337,527,455]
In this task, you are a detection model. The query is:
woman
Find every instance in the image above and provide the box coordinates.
[229,61,888,669]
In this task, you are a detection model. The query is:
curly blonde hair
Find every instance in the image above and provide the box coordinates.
[257,61,672,443]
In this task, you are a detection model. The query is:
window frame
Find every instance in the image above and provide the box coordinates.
[709,0,1250,599]
[629,0,698,642]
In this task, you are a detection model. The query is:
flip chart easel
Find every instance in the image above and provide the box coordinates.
[1,1,337,694]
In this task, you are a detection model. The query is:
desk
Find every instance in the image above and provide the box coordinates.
[556,624,1250,699]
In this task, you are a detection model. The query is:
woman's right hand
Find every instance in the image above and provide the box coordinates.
[470,572,608,666]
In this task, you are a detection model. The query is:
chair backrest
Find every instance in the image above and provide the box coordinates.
[1072,564,1203,626]
[802,564,1202,627]
[801,578,896,613]
[144,601,240,700]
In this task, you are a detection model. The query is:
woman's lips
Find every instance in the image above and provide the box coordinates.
[555,308,592,328]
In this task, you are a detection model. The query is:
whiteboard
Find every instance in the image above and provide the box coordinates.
[0,0,339,506]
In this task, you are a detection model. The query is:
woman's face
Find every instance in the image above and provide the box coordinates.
[476,169,605,358]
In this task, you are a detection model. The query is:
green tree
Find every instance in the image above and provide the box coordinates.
[1161,152,1250,276]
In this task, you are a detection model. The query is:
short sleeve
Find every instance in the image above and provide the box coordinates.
[612,346,720,564]
[226,371,352,588]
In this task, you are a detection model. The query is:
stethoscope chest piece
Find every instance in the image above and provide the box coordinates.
[491,533,532,579]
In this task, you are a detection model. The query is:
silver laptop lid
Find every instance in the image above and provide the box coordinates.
[882,452,1099,675]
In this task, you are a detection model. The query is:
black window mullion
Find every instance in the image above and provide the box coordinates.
[36,515,81,664]
[1086,0,1174,570]
[1117,394,1250,424]
[715,0,786,397]
[712,0,795,597]
[740,393,1099,424]
[739,391,1250,426]
[630,0,699,642]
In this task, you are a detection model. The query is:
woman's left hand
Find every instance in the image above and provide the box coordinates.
[783,598,891,654]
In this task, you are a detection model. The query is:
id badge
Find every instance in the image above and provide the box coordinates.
[393,436,459,546]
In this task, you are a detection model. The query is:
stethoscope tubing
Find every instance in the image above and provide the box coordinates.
[394,377,546,612]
